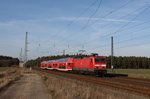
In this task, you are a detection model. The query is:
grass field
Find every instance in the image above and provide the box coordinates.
[0,67,9,72]
[108,69,150,79]
[108,69,150,74]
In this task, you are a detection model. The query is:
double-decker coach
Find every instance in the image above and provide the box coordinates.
[57,58,74,71]
[52,60,58,70]
[40,61,48,69]
[47,60,54,70]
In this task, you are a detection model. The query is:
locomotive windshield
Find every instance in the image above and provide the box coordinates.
[95,58,106,63]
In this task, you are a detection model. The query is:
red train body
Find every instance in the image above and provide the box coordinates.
[52,60,59,70]
[40,56,107,76]
[40,61,48,69]
[47,60,54,70]
[73,57,107,75]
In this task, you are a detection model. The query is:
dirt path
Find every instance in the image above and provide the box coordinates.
[0,74,51,99]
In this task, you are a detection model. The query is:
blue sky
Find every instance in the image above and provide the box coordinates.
[0,0,150,59]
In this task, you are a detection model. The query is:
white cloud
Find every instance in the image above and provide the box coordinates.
[0,17,132,26]
[47,17,132,23]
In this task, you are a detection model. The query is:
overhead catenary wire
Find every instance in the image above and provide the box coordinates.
[85,25,150,53]
[101,5,150,38]
[75,1,148,47]
[51,0,98,39]
[58,0,134,44]
[81,0,103,30]
[115,39,150,50]
[66,0,98,26]
[58,0,103,43]
[81,0,135,30]
[79,5,150,48]
[47,1,150,56]
[81,19,150,46]
[52,0,139,55]
[116,33,150,46]
[82,21,150,54]
[98,5,147,29]
[89,32,150,56]
[87,5,150,44]
[101,32,150,52]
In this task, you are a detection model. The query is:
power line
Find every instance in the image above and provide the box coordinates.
[99,5,146,29]
[42,0,149,56]
[86,19,150,46]
[115,42,149,50]
[101,5,150,38]
[80,5,149,47]
[62,21,150,56]
[116,33,150,46]
[58,0,103,43]
[66,0,98,26]
[81,0,103,30]
[116,20,150,36]
[81,23,150,54]
[81,0,134,31]
[94,33,150,55]
[75,4,147,47]
[103,32,150,53]
[89,25,150,52]
[51,0,98,39]
[58,0,134,44]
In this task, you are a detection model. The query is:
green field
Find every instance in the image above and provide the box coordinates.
[0,67,9,72]
[108,69,150,74]
[108,69,150,79]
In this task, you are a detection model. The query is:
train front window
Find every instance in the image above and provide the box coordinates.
[95,58,106,63]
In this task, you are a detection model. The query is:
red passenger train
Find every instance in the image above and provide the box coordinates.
[40,56,107,76]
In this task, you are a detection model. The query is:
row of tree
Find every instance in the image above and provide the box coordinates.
[107,56,150,69]
[25,55,150,69]
[0,56,19,67]
[0,56,14,60]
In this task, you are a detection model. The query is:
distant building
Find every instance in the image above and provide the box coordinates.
[19,61,24,68]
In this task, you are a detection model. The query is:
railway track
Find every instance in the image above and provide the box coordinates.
[35,68,150,97]
[107,77,150,89]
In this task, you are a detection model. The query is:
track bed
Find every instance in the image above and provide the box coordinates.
[36,68,150,97]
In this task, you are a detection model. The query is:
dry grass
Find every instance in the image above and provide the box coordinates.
[0,67,9,72]
[128,74,150,79]
[0,67,32,90]
[37,71,149,99]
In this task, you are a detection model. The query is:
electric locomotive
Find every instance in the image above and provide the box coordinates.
[73,56,107,76]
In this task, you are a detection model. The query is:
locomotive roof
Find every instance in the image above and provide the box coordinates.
[74,56,106,59]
